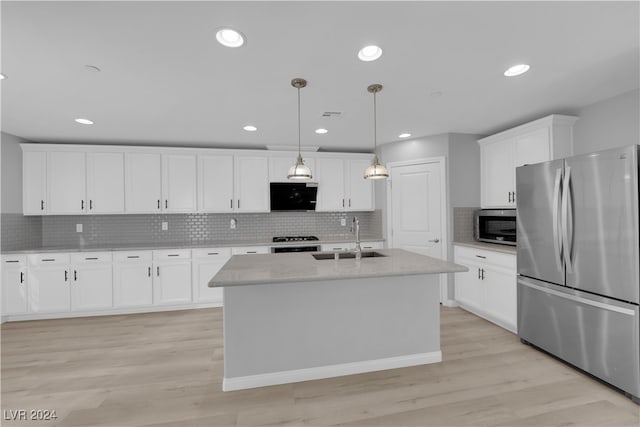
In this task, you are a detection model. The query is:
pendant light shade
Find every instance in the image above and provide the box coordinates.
[364,83,389,180]
[288,78,313,180]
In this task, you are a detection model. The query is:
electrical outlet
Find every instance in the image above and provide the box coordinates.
[76,223,83,233]
[340,218,346,227]
[230,218,237,229]
[161,221,168,231]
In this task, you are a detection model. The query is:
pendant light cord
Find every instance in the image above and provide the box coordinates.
[297,87,301,156]
[373,90,377,151]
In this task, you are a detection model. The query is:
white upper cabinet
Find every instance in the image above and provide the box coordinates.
[162,154,197,212]
[198,155,234,212]
[234,156,269,212]
[316,157,374,211]
[23,151,47,215]
[47,151,87,214]
[346,158,374,211]
[125,152,162,213]
[86,152,125,214]
[479,114,578,209]
[268,156,316,182]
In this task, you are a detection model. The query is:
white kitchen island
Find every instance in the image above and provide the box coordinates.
[209,248,467,391]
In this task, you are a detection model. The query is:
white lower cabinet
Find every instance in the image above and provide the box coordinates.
[320,241,382,252]
[2,255,28,315]
[70,253,113,311]
[454,245,517,332]
[191,248,231,304]
[231,246,270,255]
[113,251,154,308]
[153,250,192,305]
[27,253,71,313]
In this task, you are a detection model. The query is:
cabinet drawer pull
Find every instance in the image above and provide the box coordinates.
[475,255,486,259]
[207,252,219,255]
[42,259,56,262]
[127,256,140,259]
[85,257,98,260]
[247,251,257,254]
[20,272,24,284]
[167,254,180,257]
[5,260,19,263]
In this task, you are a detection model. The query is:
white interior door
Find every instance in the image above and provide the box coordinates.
[389,160,446,301]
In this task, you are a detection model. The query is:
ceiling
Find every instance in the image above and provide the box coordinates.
[1,1,638,152]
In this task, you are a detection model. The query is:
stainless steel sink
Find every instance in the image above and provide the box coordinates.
[312,251,387,260]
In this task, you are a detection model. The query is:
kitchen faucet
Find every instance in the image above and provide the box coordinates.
[351,216,362,260]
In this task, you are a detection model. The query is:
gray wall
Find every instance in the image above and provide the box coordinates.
[1,132,24,214]
[573,89,640,155]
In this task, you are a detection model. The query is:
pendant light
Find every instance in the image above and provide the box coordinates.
[364,83,389,180]
[287,78,313,180]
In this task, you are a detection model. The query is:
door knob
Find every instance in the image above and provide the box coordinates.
[429,238,440,243]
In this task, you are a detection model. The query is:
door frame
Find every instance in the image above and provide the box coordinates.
[386,157,450,304]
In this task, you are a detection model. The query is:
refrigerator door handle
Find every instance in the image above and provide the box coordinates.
[562,166,574,274]
[552,168,563,273]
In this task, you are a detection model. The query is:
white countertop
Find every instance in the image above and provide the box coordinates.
[453,241,517,255]
[209,248,467,287]
[1,237,384,255]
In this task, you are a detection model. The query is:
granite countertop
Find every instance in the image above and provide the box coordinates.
[453,240,517,255]
[209,248,467,287]
[1,236,385,255]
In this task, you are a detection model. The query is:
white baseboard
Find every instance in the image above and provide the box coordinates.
[442,299,459,308]
[222,351,442,392]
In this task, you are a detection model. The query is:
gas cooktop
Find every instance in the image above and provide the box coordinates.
[272,236,319,243]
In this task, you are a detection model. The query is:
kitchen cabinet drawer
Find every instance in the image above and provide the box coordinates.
[153,249,191,260]
[2,255,27,266]
[361,241,384,250]
[70,252,112,264]
[113,251,153,263]
[232,246,270,255]
[320,243,356,252]
[28,253,70,266]
[192,248,232,259]
[454,246,515,269]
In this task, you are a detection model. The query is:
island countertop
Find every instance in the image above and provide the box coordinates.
[209,248,467,287]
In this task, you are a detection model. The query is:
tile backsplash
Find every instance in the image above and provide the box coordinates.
[453,207,477,243]
[0,210,382,250]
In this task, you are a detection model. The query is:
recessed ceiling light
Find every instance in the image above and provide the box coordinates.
[358,45,382,62]
[243,125,257,132]
[315,128,328,134]
[0,73,6,80]
[74,118,94,125]
[504,64,530,77]
[398,133,411,138]
[216,28,245,48]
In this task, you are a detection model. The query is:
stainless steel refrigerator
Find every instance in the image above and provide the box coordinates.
[516,144,639,403]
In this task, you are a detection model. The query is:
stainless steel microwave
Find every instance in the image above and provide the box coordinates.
[474,209,517,246]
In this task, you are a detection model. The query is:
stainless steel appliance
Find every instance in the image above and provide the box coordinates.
[270,183,318,211]
[516,145,640,403]
[474,209,517,246]
[271,236,320,253]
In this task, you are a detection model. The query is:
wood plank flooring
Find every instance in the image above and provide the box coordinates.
[2,307,638,426]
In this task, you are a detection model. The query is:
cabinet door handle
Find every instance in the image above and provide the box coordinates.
[342,199,345,208]
[41,200,45,211]
[89,200,93,210]
[165,200,168,209]
[81,200,85,210]
[157,200,161,209]
[74,270,78,281]
[475,255,486,259]
[512,192,516,203]
[148,266,151,277]
[478,268,481,279]
[237,200,240,209]
[157,266,160,276]
[64,270,68,282]
[429,238,440,243]
[247,251,257,254]
[230,199,233,209]
[349,199,351,208]
[481,268,485,280]
[20,272,24,284]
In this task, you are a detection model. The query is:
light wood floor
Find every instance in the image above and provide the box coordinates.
[2,307,638,427]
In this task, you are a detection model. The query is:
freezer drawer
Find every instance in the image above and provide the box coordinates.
[518,277,639,399]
